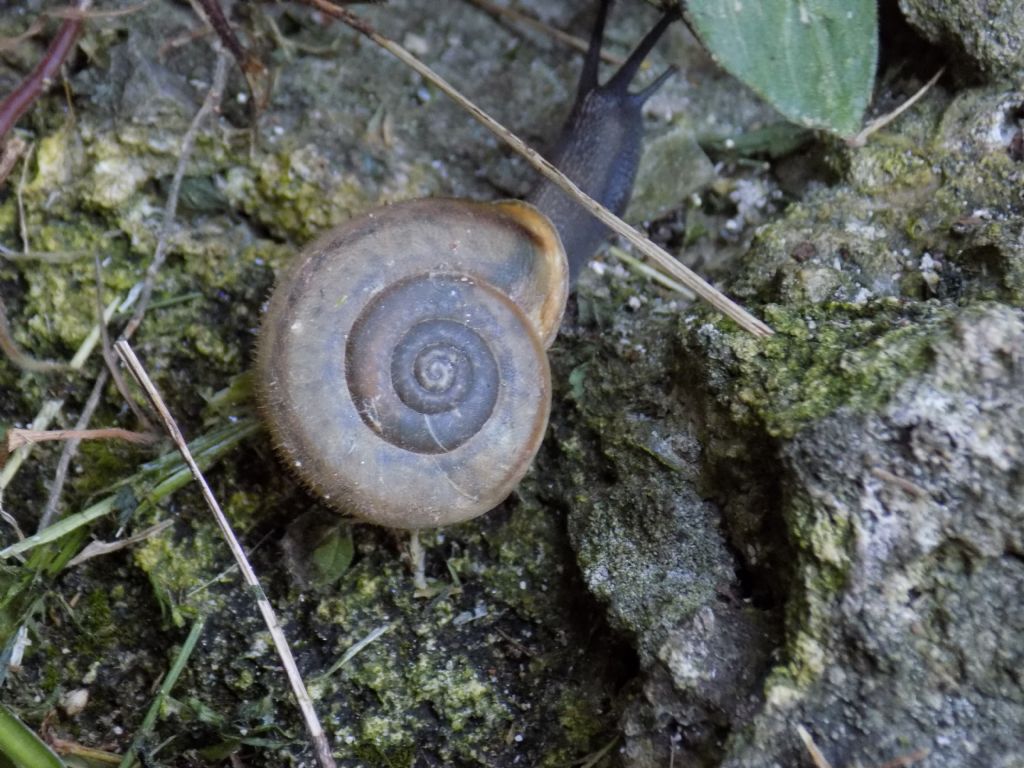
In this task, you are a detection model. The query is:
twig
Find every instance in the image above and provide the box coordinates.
[17,141,34,253]
[298,0,772,337]
[0,0,93,145]
[0,242,90,262]
[797,724,834,768]
[0,296,67,373]
[189,0,270,112]
[463,0,626,65]
[121,50,228,341]
[608,244,696,299]
[117,617,206,768]
[34,50,227,531]
[0,18,47,53]
[848,68,944,148]
[0,295,121,495]
[39,369,109,530]
[4,426,153,455]
[315,624,392,681]
[45,1,152,21]
[0,418,259,561]
[114,340,337,768]
[67,520,174,568]
[94,254,152,430]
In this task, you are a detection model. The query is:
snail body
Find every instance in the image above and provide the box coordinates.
[258,2,675,528]
[528,3,677,280]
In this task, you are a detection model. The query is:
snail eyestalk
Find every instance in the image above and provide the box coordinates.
[301,0,774,337]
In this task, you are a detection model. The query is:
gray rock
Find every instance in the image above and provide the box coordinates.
[899,0,1024,81]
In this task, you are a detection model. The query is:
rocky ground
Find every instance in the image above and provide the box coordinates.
[0,0,1021,766]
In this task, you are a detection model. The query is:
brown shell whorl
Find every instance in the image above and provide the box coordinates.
[256,199,567,529]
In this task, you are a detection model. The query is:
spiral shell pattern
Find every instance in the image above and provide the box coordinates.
[257,199,568,529]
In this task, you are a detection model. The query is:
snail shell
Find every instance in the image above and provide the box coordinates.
[257,198,568,529]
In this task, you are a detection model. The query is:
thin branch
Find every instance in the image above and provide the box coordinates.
[45,1,152,21]
[463,0,626,65]
[0,0,93,145]
[39,369,110,530]
[94,254,152,430]
[797,724,834,768]
[848,68,944,148]
[0,242,91,263]
[67,520,174,568]
[115,339,338,768]
[0,296,67,373]
[4,427,153,454]
[189,0,271,112]
[121,49,229,340]
[0,296,122,496]
[0,17,47,53]
[298,0,773,337]
[608,244,696,299]
[33,47,228,532]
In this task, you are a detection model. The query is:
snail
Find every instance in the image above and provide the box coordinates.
[257,0,676,529]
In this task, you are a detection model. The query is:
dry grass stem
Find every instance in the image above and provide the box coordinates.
[0,242,91,262]
[464,0,626,65]
[0,296,67,373]
[317,624,392,680]
[36,46,228,530]
[4,426,154,455]
[797,725,834,768]
[121,49,229,340]
[114,339,338,768]
[0,0,92,144]
[849,68,944,147]
[93,254,152,430]
[578,735,619,768]
[0,296,121,495]
[301,0,773,337]
[66,520,174,567]
[0,18,46,52]
[38,369,110,530]
[16,141,33,252]
[608,244,696,298]
[45,1,152,20]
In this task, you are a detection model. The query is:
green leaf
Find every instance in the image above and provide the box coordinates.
[0,704,65,768]
[687,0,878,137]
[310,526,354,588]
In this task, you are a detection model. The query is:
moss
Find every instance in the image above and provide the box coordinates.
[66,589,116,658]
[550,691,609,762]
[133,524,226,626]
[699,301,949,439]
